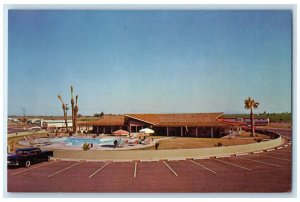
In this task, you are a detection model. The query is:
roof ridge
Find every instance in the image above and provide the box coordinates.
[126,112,224,115]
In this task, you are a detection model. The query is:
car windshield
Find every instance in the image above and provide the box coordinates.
[16,150,29,155]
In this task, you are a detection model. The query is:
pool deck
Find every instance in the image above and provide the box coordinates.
[18,135,173,151]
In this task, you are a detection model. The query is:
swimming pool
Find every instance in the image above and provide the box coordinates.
[66,137,121,146]
[49,137,121,146]
[19,136,152,150]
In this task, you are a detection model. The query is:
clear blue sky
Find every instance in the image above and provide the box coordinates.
[8,10,292,116]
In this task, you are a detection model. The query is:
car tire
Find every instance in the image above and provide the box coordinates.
[47,156,51,162]
[25,160,31,167]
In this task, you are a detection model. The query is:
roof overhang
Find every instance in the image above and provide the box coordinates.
[125,114,156,125]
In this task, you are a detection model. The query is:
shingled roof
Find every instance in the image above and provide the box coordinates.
[126,113,225,127]
[78,115,125,126]
[79,113,228,127]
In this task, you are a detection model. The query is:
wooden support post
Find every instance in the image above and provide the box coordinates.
[181,127,183,137]
[196,127,198,137]
[211,127,213,138]
[167,127,169,136]
[96,126,99,134]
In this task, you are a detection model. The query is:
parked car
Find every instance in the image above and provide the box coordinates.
[29,126,42,131]
[7,147,54,167]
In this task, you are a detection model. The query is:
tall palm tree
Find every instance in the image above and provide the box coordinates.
[244,97,259,137]
[57,95,69,133]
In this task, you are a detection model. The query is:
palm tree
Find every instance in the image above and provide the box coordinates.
[57,95,69,133]
[244,97,259,137]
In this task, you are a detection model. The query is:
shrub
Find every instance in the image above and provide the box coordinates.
[255,138,262,143]
[214,142,223,147]
[82,143,90,151]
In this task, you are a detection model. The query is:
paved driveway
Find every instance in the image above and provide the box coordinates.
[7,144,291,192]
[7,129,292,193]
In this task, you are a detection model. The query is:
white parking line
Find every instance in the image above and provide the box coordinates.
[163,161,178,176]
[215,159,252,171]
[236,157,282,167]
[88,162,110,178]
[190,160,216,174]
[133,162,137,178]
[10,161,57,176]
[258,155,291,162]
[47,162,83,178]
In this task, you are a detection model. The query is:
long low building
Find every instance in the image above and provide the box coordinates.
[42,120,73,129]
[78,112,236,138]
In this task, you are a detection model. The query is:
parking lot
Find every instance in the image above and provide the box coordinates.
[7,139,292,193]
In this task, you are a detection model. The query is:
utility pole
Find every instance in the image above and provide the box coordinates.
[22,108,26,117]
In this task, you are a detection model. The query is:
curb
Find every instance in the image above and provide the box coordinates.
[215,155,231,158]
[50,132,291,163]
[140,159,159,162]
[235,153,250,156]
[192,157,210,160]
[166,157,188,161]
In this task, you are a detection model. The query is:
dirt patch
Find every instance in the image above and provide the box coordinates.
[153,138,255,150]
[139,132,270,150]
[261,122,292,129]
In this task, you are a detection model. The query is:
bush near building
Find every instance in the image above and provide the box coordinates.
[223,112,291,123]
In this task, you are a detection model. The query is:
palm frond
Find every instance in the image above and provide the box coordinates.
[253,102,260,109]
[244,97,252,109]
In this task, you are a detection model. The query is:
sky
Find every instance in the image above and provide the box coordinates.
[7,10,292,116]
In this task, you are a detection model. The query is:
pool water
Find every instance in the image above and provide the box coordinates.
[49,137,121,146]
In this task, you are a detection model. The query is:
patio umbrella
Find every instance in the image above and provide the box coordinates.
[112,129,129,136]
[139,128,154,135]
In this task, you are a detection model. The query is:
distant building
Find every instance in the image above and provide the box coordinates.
[221,117,269,126]
[78,113,234,138]
[8,118,20,123]
[42,120,73,129]
[27,119,43,125]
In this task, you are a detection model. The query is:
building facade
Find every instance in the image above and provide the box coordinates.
[79,113,234,138]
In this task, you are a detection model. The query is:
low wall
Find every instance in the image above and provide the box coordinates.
[53,131,284,161]
[8,130,48,138]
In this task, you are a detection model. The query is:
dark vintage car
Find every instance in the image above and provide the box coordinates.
[8,147,54,167]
